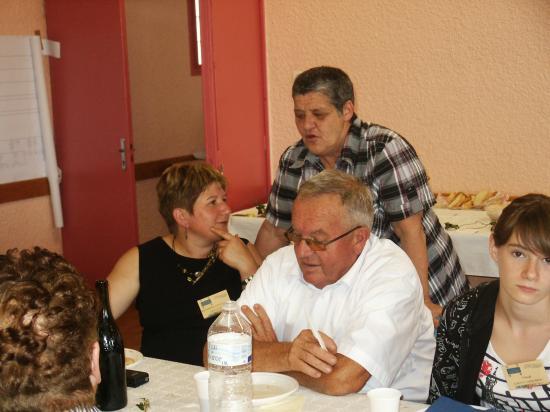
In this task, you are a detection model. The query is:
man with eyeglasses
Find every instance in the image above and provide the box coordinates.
[237,170,435,400]
[255,66,469,325]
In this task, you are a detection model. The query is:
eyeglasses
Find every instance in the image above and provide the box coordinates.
[284,226,362,251]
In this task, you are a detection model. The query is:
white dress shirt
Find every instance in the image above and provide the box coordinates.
[238,234,435,401]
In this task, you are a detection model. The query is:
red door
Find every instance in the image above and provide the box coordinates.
[201,0,270,211]
[45,0,138,284]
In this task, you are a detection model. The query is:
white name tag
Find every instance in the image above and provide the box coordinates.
[503,360,549,389]
[197,290,231,319]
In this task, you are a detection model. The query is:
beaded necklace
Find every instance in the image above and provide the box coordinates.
[171,236,217,285]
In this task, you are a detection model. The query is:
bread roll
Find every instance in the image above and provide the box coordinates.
[484,192,509,207]
[448,192,466,208]
[473,190,492,207]
[446,192,459,204]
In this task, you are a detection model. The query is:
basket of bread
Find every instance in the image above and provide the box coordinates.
[435,191,511,222]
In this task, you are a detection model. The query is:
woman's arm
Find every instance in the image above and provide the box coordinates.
[106,246,140,319]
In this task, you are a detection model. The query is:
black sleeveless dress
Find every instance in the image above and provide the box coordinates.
[137,237,243,365]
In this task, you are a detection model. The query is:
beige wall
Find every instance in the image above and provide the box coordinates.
[0,0,63,253]
[125,0,204,242]
[264,0,550,195]
[125,0,204,163]
[135,179,165,241]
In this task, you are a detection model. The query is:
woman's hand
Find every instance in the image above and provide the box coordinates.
[211,227,258,279]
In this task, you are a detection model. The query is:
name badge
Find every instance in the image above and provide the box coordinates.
[197,290,231,319]
[503,360,549,389]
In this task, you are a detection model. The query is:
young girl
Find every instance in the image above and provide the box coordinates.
[429,194,550,410]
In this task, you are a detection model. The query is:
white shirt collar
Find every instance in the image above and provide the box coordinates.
[289,234,378,291]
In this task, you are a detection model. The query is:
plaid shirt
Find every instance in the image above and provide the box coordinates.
[266,114,468,306]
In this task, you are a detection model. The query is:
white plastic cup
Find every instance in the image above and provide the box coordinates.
[193,370,210,412]
[366,387,401,412]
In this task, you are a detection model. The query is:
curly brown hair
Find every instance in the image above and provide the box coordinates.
[0,248,98,412]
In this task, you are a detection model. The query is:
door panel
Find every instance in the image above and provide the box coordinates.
[45,0,138,284]
[201,0,270,211]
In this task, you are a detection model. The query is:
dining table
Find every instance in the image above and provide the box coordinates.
[121,356,428,411]
[228,206,498,278]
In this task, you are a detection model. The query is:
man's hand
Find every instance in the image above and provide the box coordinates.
[243,304,338,378]
[287,330,338,378]
[241,304,278,343]
[425,299,443,328]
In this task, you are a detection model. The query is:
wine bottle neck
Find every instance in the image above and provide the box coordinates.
[96,280,114,320]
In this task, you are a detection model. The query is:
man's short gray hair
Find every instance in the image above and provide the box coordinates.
[292,66,354,113]
[296,170,374,229]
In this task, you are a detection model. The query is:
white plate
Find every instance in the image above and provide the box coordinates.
[124,348,143,368]
[251,372,299,406]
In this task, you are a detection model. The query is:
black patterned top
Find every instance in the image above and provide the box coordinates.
[429,280,499,405]
[136,237,243,365]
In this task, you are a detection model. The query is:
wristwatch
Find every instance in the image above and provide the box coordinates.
[241,275,253,288]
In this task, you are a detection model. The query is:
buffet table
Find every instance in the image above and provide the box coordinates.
[432,208,497,277]
[122,357,427,411]
[229,207,497,278]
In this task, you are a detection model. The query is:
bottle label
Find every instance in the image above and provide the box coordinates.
[208,332,252,367]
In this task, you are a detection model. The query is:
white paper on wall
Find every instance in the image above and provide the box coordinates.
[0,35,63,227]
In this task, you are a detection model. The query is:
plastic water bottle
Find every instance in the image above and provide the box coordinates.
[207,301,253,411]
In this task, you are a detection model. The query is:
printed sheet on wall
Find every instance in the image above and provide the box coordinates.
[0,35,63,227]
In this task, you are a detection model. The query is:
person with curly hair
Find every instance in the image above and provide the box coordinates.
[429,194,550,410]
[0,247,100,412]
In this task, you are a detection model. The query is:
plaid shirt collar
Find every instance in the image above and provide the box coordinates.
[288,114,364,171]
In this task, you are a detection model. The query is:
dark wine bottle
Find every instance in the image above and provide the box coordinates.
[95,280,127,411]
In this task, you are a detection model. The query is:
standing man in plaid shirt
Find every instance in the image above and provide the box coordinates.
[255,66,468,323]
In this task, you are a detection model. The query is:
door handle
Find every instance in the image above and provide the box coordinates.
[119,138,127,171]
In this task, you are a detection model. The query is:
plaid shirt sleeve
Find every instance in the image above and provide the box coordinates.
[265,145,302,230]
[372,132,436,222]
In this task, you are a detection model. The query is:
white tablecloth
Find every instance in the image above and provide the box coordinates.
[433,208,497,277]
[228,207,498,278]
[122,357,427,411]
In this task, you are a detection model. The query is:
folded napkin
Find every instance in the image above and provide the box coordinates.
[428,396,499,411]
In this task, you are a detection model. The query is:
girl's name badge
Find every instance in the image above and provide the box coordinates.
[503,360,549,390]
[197,290,230,319]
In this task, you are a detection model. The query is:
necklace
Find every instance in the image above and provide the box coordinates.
[171,236,218,285]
